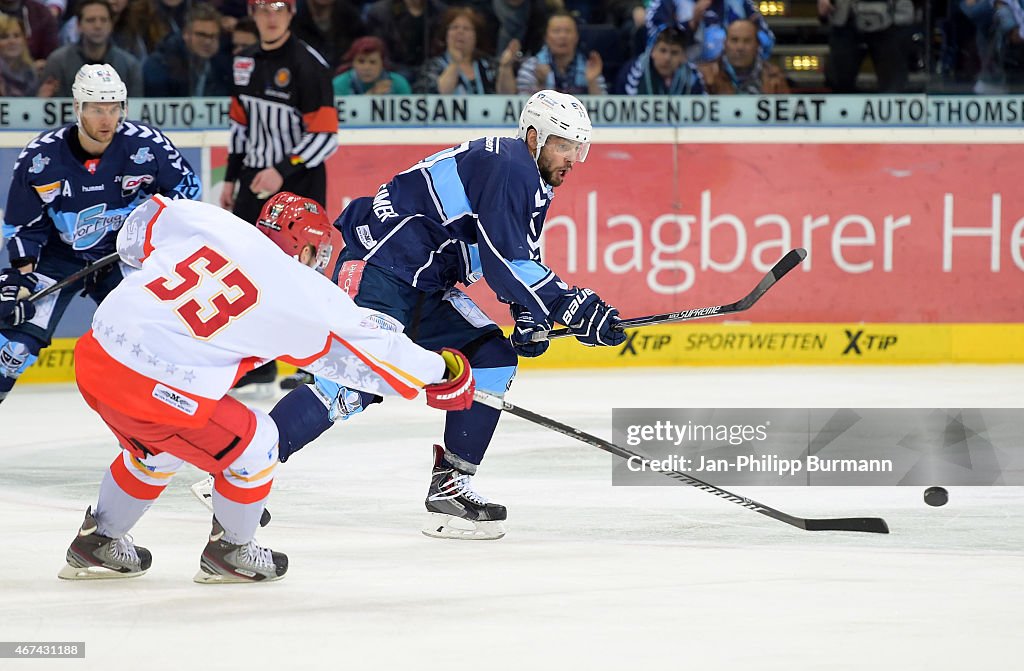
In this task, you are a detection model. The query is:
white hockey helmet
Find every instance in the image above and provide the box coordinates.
[517,90,592,163]
[72,64,127,130]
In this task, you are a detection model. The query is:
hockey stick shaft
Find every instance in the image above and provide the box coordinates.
[27,252,120,303]
[474,389,889,534]
[541,248,807,341]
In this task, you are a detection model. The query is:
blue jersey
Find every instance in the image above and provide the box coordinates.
[3,121,201,264]
[336,136,574,322]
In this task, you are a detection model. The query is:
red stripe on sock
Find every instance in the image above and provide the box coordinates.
[214,472,273,504]
[109,454,166,501]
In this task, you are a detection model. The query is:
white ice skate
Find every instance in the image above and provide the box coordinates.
[190,475,271,527]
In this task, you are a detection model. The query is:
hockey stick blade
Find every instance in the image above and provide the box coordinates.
[28,252,121,303]
[803,517,889,533]
[474,389,889,534]
[543,247,807,341]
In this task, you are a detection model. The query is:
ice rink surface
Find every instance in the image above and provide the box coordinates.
[2,365,1022,671]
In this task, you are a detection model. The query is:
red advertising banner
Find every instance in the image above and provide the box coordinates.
[220,143,1024,324]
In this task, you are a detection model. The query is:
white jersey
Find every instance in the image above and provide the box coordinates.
[79,195,445,426]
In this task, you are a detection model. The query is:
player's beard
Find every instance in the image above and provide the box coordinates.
[538,157,568,187]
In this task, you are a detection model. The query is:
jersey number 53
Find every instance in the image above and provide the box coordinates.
[144,245,260,339]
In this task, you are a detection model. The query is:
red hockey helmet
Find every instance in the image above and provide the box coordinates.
[256,192,341,276]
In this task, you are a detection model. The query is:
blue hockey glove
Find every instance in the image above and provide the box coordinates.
[509,304,551,358]
[0,268,37,326]
[553,287,627,347]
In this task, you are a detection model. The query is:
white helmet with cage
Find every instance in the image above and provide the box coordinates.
[517,90,592,163]
[72,64,128,132]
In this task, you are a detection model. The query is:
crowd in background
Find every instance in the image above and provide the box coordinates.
[1,0,1023,98]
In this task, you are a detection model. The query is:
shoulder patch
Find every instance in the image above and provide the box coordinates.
[234,57,255,86]
[32,180,62,204]
[29,154,50,174]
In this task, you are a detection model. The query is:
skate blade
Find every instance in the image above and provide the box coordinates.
[191,477,271,527]
[193,569,285,584]
[190,476,214,512]
[421,513,506,540]
[58,563,146,580]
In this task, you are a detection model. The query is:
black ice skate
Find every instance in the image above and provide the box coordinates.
[279,369,314,390]
[193,518,288,584]
[230,361,278,398]
[57,507,152,580]
[423,445,506,540]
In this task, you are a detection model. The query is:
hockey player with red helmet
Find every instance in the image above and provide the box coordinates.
[59,193,474,584]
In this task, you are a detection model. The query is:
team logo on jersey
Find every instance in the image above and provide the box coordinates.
[32,180,62,204]
[274,67,291,87]
[29,154,49,174]
[68,204,126,250]
[152,383,199,416]
[0,341,31,377]
[121,174,154,197]
[356,225,377,250]
[234,56,255,85]
[130,147,154,164]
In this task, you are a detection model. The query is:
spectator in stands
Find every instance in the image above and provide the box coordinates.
[958,0,1024,92]
[40,0,143,96]
[293,0,366,69]
[0,13,53,95]
[516,11,607,94]
[365,0,446,80]
[615,26,705,94]
[818,0,915,92]
[646,0,774,63]
[602,0,649,60]
[416,6,505,93]
[144,3,232,96]
[212,0,247,31]
[232,15,259,53]
[153,0,189,45]
[333,34,412,93]
[492,0,548,55]
[697,18,788,93]
[0,0,57,66]
[59,0,159,60]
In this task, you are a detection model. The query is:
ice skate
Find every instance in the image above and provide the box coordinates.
[422,445,506,540]
[229,361,278,399]
[279,369,313,390]
[190,475,271,527]
[58,507,152,580]
[193,519,287,584]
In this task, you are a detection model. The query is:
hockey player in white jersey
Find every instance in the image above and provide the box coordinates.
[58,193,475,583]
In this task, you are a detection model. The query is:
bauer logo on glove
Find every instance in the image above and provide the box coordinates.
[425,348,475,411]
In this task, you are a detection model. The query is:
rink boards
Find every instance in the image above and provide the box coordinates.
[3,126,1023,383]
[18,322,1023,383]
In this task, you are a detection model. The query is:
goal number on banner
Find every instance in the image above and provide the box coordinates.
[144,245,260,339]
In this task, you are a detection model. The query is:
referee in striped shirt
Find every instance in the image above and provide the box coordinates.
[222,0,338,389]
[220,0,338,226]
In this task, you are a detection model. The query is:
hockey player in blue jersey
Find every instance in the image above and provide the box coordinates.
[0,64,200,403]
[266,90,626,540]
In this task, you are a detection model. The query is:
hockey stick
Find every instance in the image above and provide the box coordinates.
[540,247,808,341]
[473,389,890,534]
[27,252,120,303]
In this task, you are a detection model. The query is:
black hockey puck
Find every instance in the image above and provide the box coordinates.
[924,486,948,507]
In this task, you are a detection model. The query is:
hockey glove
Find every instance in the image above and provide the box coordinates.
[425,348,475,411]
[552,287,627,347]
[509,304,551,358]
[0,268,37,326]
